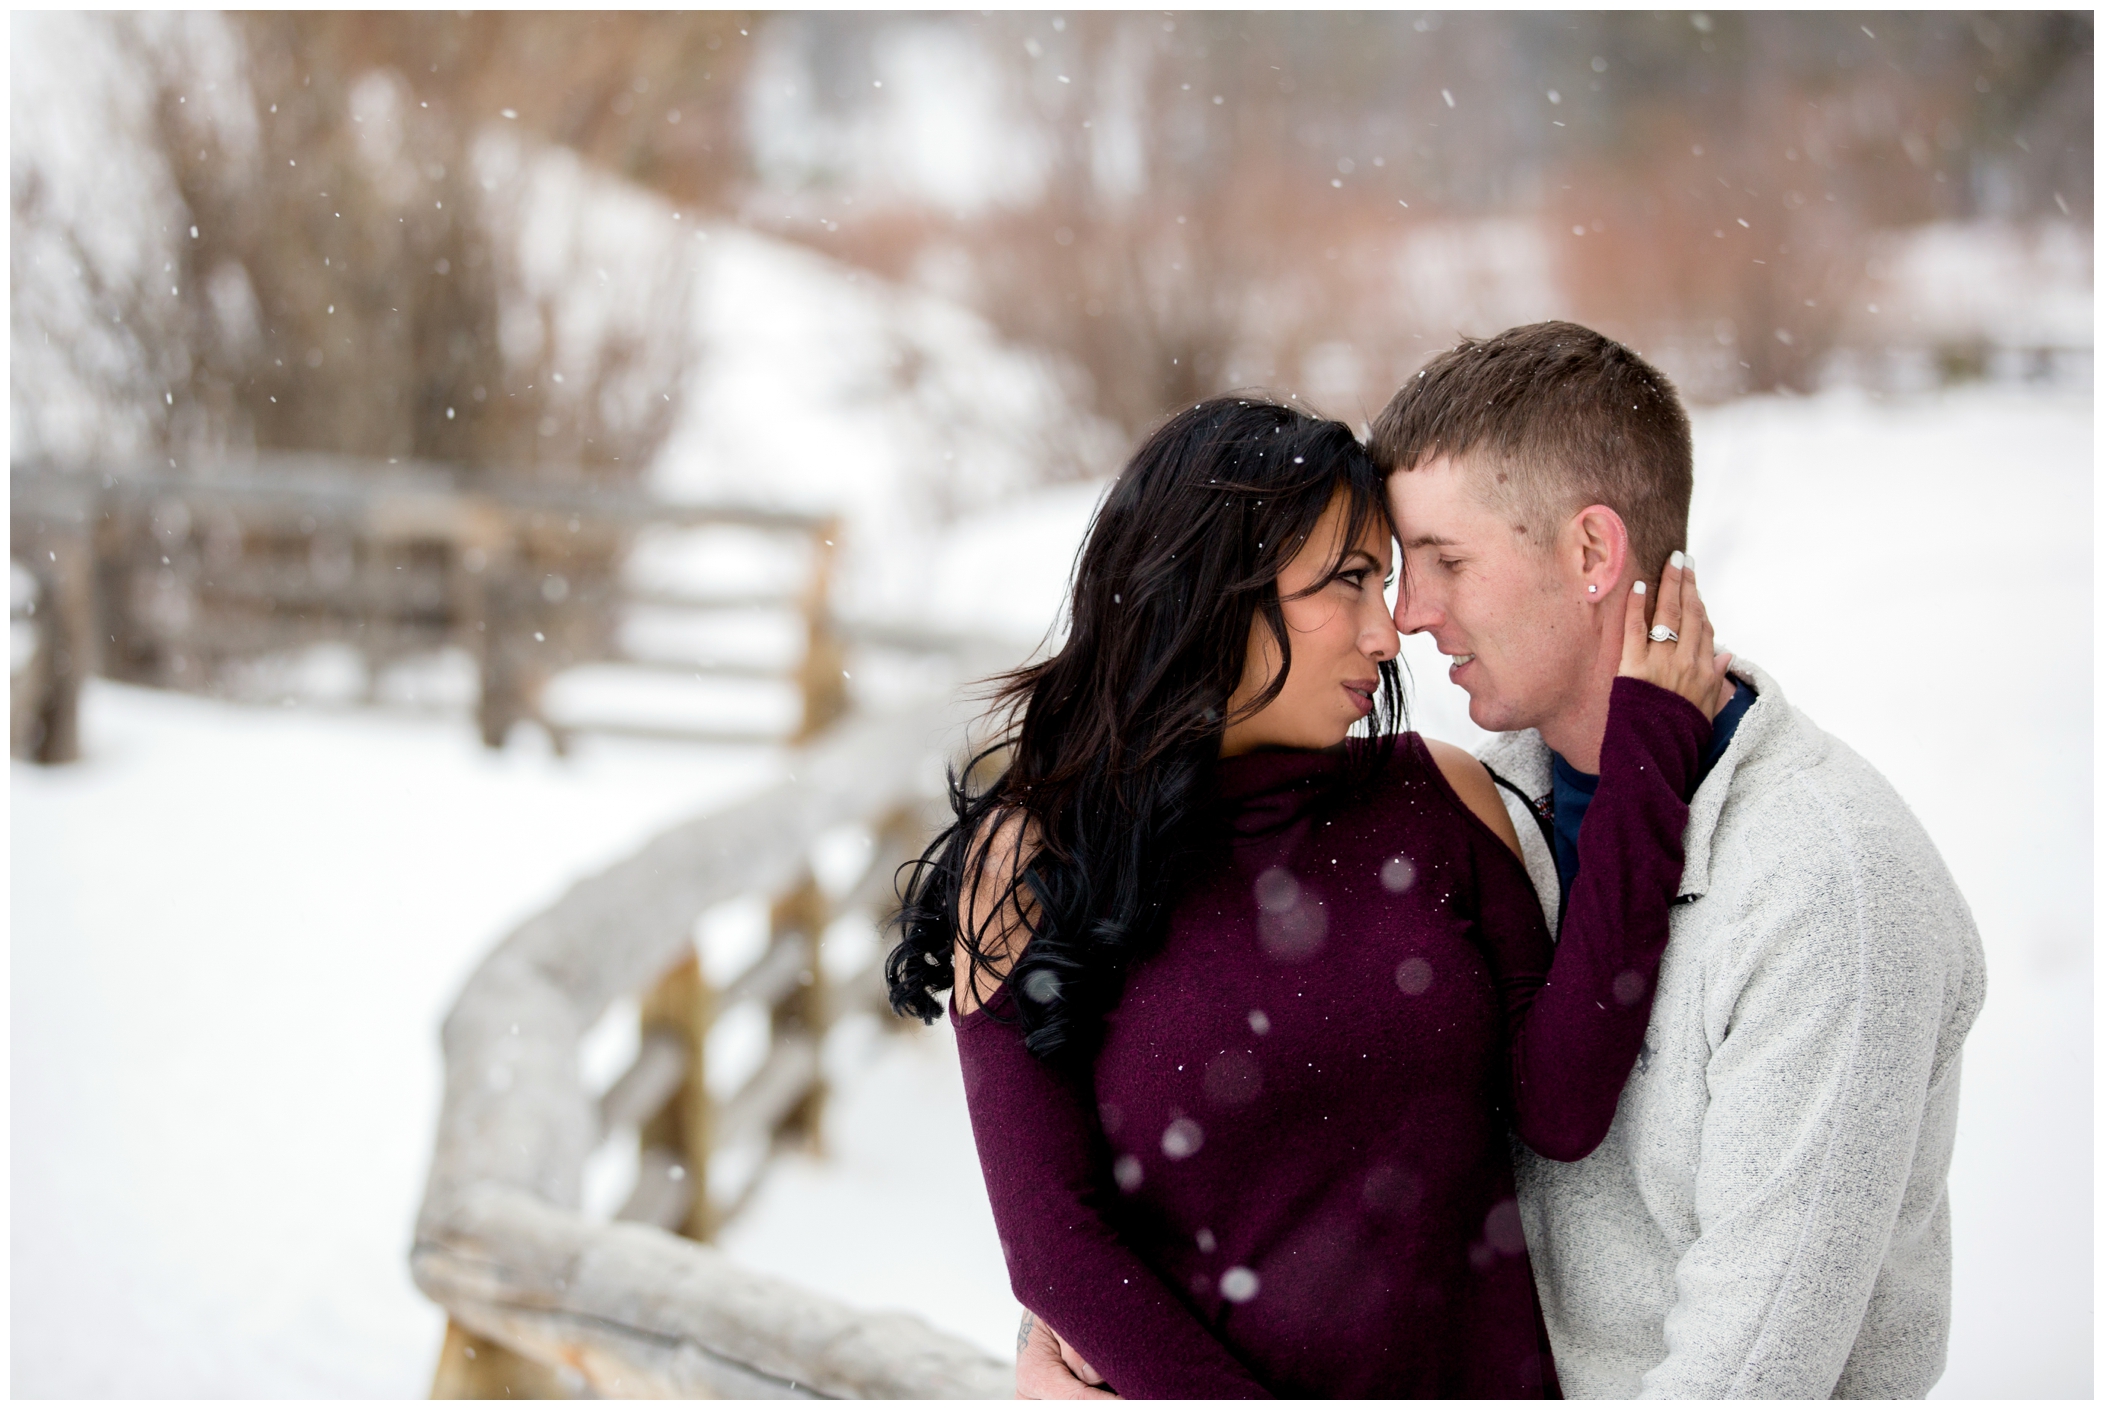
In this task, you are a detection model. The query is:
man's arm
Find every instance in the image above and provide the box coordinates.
[1641,808,1967,1398]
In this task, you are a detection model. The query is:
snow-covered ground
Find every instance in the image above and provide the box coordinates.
[10,702,785,1396]
[11,384,2091,1396]
[1686,387,2092,1400]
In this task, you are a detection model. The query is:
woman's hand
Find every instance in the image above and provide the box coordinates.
[1619,552,1734,721]
[1016,1312,1118,1399]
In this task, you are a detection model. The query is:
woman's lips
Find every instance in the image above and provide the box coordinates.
[1343,681,1376,716]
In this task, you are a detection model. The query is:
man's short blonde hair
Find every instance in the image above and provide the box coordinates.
[1369,321,1693,579]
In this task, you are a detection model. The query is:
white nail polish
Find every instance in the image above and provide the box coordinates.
[1633,580,1647,596]
[1669,550,1687,570]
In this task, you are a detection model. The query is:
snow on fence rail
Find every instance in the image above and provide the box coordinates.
[412,681,1016,1399]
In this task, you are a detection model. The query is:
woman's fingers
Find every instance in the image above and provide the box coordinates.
[1676,566,1707,662]
[1653,553,1688,640]
[1616,553,1732,718]
[1618,556,1730,719]
[1620,576,1651,676]
[1693,618,1722,715]
[1679,563,1731,718]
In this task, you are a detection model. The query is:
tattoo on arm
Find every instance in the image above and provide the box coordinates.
[1017,1310,1036,1356]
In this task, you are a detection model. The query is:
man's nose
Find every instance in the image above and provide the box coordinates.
[1394,585,1441,636]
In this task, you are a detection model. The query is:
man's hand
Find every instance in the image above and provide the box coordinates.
[1620,551,1733,720]
[1015,1310,1117,1399]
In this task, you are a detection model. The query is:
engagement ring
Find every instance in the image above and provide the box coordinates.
[1648,625,1680,643]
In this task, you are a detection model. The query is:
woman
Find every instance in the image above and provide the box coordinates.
[887,397,1726,1398]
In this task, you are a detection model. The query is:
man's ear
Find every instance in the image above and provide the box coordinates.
[1568,504,1632,595]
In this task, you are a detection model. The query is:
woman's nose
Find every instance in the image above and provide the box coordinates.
[1364,609,1402,662]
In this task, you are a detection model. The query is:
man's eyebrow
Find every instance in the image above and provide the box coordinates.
[1402,533,1461,550]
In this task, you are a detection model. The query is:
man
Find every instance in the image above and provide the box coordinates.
[1019,321,1985,1398]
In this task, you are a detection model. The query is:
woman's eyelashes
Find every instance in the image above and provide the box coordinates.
[1339,570,1394,595]
[1330,558,1390,592]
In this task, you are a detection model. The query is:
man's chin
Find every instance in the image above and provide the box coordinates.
[1463,688,1523,736]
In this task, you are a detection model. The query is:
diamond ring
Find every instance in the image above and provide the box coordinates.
[1648,624,1680,643]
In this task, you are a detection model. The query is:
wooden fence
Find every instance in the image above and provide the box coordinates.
[13,456,1023,1395]
[9,457,849,761]
[413,668,1017,1399]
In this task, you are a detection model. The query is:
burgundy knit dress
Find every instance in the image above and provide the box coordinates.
[952,678,1708,1399]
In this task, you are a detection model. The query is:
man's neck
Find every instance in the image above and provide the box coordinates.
[1536,661,1618,774]
[1539,703,1609,776]
[1543,674,1739,776]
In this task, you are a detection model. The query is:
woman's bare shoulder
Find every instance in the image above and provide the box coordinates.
[1420,737,1523,858]
[953,809,1041,1015]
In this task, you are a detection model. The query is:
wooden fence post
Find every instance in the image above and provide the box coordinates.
[9,479,97,765]
[637,951,717,1241]
[40,527,95,764]
[769,873,831,1153]
[413,693,1016,1397]
[854,803,934,1031]
[429,1316,575,1399]
[474,551,540,752]
[793,518,847,743]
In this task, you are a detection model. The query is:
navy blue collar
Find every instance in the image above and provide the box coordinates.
[1547,677,1757,907]
[1701,678,1757,777]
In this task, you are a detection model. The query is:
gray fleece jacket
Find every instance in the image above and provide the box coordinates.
[1481,658,1987,1399]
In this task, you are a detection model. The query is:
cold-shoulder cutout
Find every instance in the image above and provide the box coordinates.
[953,809,1041,1016]
[1423,737,1524,859]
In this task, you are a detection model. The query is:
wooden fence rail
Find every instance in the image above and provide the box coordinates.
[418,1186,1009,1399]
[10,458,851,761]
[414,671,1017,1399]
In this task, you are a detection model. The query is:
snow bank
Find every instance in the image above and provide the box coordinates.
[11,693,782,1395]
[1850,219,2094,352]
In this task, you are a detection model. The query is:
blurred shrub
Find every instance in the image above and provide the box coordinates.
[769,11,2091,421]
[11,12,758,485]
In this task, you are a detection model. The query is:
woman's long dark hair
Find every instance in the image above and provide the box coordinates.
[885,396,1404,1063]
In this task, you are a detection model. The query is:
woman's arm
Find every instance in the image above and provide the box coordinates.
[955,1001,1272,1398]
[1452,563,1725,1161]
[1490,676,1708,1160]
[948,815,1271,1400]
